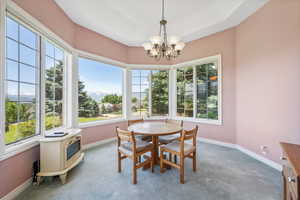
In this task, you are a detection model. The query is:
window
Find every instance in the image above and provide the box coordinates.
[5,16,40,144]
[176,58,220,122]
[44,41,65,130]
[131,70,169,117]
[176,67,193,117]
[196,63,218,120]
[78,58,123,123]
[151,70,169,116]
[132,70,150,117]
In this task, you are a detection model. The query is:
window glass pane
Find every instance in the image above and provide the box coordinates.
[151,70,168,116]
[6,17,18,40]
[19,83,36,102]
[131,70,150,117]
[46,41,54,57]
[45,56,54,70]
[6,60,18,81]
[6,81,18,101]
[5,16,40,145]
[55,47,64,61]
[196,63,218,120]
[6,38,18,60]
[55,87,63,101]
[19,25,37,49]
[45,41,65,130]
[176,67,194,117]
[20,45,36,66]
[5,101,19,144]
[20,64,36,84]
[78,58,123,123]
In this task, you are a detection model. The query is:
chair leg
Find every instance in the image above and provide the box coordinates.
[118,151,121,173]
[167,152,172,169]
[193,151,196,172]
[160,149,164,173]
[132,157,137,184]
[180,156,185,184]
[151,150,154,173]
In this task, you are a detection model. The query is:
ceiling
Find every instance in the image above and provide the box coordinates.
[54,0,268,46]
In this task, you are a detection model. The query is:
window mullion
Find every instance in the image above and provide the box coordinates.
[40,37,46,136]
[148,71,152,117]
[0,0,6,153]
[193,66,197,119]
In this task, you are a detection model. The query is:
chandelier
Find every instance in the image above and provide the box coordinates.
[142,0,185,61]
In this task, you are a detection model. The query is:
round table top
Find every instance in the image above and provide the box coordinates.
[128,121,182,136]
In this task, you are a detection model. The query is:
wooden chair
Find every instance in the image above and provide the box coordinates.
[116,127,154,184]
[159,119,183,145]
[128,119,152,142]
[160,126,198,184]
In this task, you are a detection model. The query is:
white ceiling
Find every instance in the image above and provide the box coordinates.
[54,0,268,46]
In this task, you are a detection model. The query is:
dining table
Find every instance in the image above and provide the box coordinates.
[128,121,182,165]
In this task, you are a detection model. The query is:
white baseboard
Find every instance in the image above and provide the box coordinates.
[82,137,117,150]
[236,145,282,171]
[197,137,282,171]
[197,137,237,149]
[1,178,32,200]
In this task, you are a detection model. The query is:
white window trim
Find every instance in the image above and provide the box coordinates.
[0,0,223,160]
[172,54,223,125]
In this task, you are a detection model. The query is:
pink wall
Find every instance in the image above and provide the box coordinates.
[81,122,127,145]
[236,0,300,163]
[74,25,128,63]
[0,146,39,198]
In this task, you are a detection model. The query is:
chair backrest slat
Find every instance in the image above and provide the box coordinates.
[116,127,135,143]
[180,126,198,153]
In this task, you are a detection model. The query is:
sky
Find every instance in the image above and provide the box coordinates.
[78,58,123,95]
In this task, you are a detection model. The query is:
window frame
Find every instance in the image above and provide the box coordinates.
[3,13,42,146]
[0,8,71,156]
[77,55,126,128]
[129,69,170,119]
[172,55,222,125]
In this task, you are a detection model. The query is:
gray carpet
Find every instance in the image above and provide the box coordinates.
[16,142,282,200]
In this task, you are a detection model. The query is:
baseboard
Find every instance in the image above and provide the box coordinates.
[197,137,282,171]
[1,178,32,200]
[197,137,237,149]
[236,145,282,171]
[82,137,117,150]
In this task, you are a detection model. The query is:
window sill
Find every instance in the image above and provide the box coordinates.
[78,118,127,128]
[0,135,41,162]
[174,117,222,126]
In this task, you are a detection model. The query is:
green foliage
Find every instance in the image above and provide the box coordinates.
[45,116,62,130]
[101,94,122,104]
[78,80,100,118]
[151,71,168,115]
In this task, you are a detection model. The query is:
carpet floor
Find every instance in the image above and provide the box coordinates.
[16,141,282,200]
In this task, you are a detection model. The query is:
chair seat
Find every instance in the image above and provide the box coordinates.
[159,134,180,144]
[161,141,195,155]
[136,135,152,142]
[119,140,153,156]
